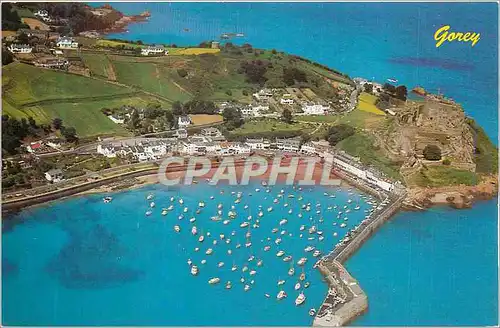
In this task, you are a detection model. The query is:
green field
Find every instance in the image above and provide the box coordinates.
[112,61,191,102]
[229,118,314,140]
[81,53,113,79]
[297,115,339,123]
[410,166,479,187]
[357,92,385,115]
[337,133,402,180]
[2,63,131,106]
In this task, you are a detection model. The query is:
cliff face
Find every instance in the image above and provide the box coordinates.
[405,174,498,209]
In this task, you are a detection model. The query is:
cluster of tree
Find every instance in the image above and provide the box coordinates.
[2,115,39,155]
[228,130,303,142]
[125,104,175,133]
[423,144,442,160]
[52,118,78,143]
[281,108,293,124]
[2,3,29,30]
[2,48,14,66]
[222,107,244,131]
[171,100,217,116]
[222,42,244,56]
[383,83,408,101]
[239,60,269,85]
[283,66,307,86]
[324,124,355,145]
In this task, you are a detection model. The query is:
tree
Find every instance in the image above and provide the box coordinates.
[17,32,29,44]
[423,144,442,160]
[364,83,373,94]
[52,118,63,130]
[177,68,188,78]
[129,110,140,130]
[164,110,175,129]
[239,60,268,85]
[395,85,408,101]
[283,67,307,86]
[282,108,293,124]
[325,124,355,145]
[222,107,243,130]
[271,49,277,55]
[225,90,232,96]
[171,101,184,116]
[61,126,78,142]
[2,48,13,65]
[383,83,396,93]
[442,158,451,165]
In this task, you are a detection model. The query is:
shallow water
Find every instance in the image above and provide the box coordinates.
[2,182,373,325]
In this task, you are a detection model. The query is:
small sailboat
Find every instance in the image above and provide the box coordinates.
[208,277,220,285]
[244,284,251,292]
[295,282,301,290]
[191,226,198,235]
[283,255,292,262]
[103,196,113,203]
[218,262,224,268]
[277,290,287,300]
[288,267,295,276]
[297,257,308,266]
[226,281,232,289]
[146,210,153,216]
[198,235,205,242]
[174,225,181,232]
[309,308,316,316]
[146,194,154,200]
[240,222,250,228]
[295,292,306,306]
[304,246,315,252]
[313,250,321,257]
[191,265,199,276]
[263,245,271,252]
[276,250,285,257]
[277,279,285,286]
[304,282,310,288]
[299,272,306,281]
[206,248,213,255]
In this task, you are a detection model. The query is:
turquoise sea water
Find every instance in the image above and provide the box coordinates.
[3,183,373,325]
[3,2,498,326]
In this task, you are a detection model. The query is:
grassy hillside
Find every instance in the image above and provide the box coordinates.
[2,63,131,106]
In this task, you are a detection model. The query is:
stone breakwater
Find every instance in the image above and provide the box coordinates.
[313,173,406,326]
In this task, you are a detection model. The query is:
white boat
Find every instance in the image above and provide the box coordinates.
[249,270,257,276]
[279,219,287,226]
[275,238,282,245]
[146,210,152,216]
[340,223,347,228]
[206,248,213,255]
[304,282,310,288]
[240,278,245,283]
[264,245,271,252]
[218,262,224,268]
[318,236,325,242]
[272,228,279,233]
[265,293,270,298]
[191,226,198,235]
[223,220,230,225]
[194,247,200,252]
[333,232,338,237]
[280,230,286,236]
[288,267,295,276]
[355,205,361,210]
[277,279,285,285]
[244,284,251,291]
[179,199,184,205]
[283,255,292,262]
[198,201,205,208]
[348,199,352,203]
[174,225,181,232]
[295,282,301,290]
[183,207,188,213]
[304,246,315,252]
[208,277,220,285]
[299,272,306,281]
[276,250,285,257]
[146,194,154,200]
[201,259,206,264]
[313,250,321,257]
[220,233,225,240]
[277,290,287,300]
[227,249,232,255]
[248,255,255,262]
[308,226,317,234]
[267,207,273,212]
[309,308,316,316]
[297,257,308,266]
[231,264,238,271]
[191,265,199,276]
[236,244,241,249]
[187,259,192,266]
[211,216,221,221]
[245,242,252,248]
[242,266,249,272]
[103,196,113,203]
[226,281,232,289]
[167,205,174,211]
[190,217,196,223]
[295,292,306,306]
[213,240,218,245]
[299,225,305,231]
[240,222,250,228]
[198,235,205,242]
[257,259,263,267]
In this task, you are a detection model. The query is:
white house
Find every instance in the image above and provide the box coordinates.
[34,10,49,18]
[280,98,294,105]
[276,137,301,152]
[8,44,32,53]
[302,104,330,115]
[56,37,78,49]
[175,128,188,139]
[45,168,64,183]
[97,144,117,158]
[300,142,317,155]
[178,116,192,128]
[108,115,125,124]
[245,138,271,150]
[252,89,273,101]
[141,45,167,56]
[201,127,222,137]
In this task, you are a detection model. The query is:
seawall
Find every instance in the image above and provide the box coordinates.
[313,184,406,326]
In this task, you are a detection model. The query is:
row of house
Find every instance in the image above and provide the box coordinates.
[141,45,168,56]
[97,139,174,161]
